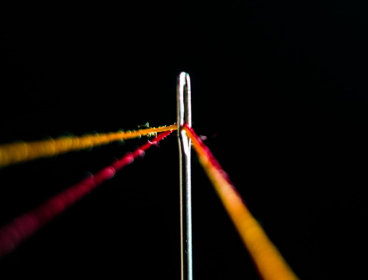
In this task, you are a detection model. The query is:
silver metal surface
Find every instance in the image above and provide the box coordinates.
[177,72,193,280]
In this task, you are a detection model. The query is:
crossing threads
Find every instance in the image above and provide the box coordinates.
[183,124,298,280]
[0,121,299,279]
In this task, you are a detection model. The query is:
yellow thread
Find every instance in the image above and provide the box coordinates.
[184,126,298,280]
[0,124,177,168]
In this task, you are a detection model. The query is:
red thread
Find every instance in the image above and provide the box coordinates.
[0,130,173,258]
[183,124,232,184]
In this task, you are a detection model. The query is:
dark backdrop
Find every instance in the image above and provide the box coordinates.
[1,2,368,279]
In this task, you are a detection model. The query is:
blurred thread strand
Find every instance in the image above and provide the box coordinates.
[0,130,174,258]
[183,124,298,280]
[0,124,177,168]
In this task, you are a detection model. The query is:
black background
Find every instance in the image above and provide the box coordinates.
[1,2,368,279]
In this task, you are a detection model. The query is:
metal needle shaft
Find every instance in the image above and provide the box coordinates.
[177,72,193,280]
